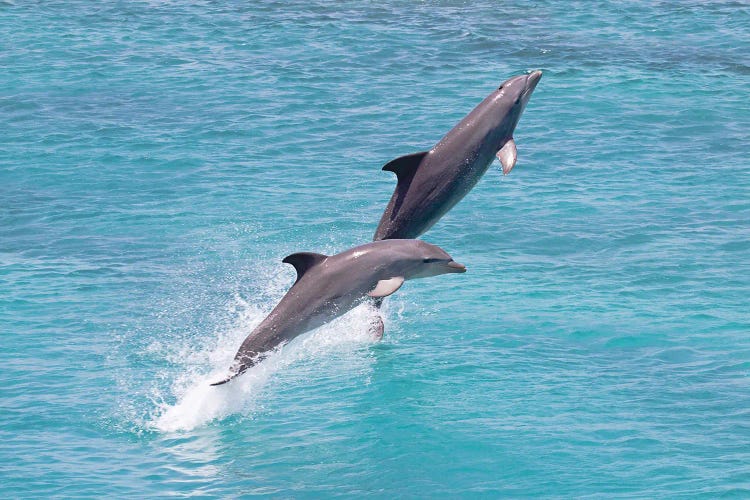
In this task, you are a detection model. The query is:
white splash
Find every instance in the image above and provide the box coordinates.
[151,296,385,432]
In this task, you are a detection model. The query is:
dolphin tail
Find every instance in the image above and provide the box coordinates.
[209,375,234,386]
[210,369,244,386]
[209,363,250,386]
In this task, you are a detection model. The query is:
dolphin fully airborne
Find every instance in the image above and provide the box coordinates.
[374,70,542,241]
[212,239,466,385]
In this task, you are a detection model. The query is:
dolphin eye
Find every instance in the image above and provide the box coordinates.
[423,258,441,263]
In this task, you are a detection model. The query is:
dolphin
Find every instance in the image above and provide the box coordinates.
[374,70,542,241]
[211,239,466,385]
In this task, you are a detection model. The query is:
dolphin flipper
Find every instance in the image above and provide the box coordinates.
[497,138,518,175]
[368,276,404,298]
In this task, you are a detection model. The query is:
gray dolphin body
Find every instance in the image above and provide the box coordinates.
[374,71,542,241]
[212,239,465,385]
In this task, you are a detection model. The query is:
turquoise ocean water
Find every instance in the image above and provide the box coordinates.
[2,1,749,497]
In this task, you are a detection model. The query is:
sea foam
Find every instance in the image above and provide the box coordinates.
[152,296,385,432]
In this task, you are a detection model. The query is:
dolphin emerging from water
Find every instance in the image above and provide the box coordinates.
[374,70,542,241]
[211,239,466,385]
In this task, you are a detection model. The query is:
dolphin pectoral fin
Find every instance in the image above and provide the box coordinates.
[368,276,405,298]
[497,138,518,175]
[382,151,429,180]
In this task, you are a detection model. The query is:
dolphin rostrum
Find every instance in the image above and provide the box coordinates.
[211,239,466,385]
[374,70,542,241]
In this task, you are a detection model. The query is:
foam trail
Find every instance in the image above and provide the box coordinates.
[152,300,384,432]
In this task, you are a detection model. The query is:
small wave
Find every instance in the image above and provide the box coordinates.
[151,299,385,432]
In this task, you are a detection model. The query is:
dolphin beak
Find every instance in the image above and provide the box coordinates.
[525,70,542,93]
[526,70,542,85]
[516,70,541,109]
[446,260,467,273]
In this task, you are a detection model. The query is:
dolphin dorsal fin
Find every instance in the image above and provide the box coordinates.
[282,252,328,283]
[382,151,429,181]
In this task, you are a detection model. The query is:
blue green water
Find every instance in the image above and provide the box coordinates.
[2,1,749,497]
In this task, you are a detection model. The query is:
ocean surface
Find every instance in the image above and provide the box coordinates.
[2,1,749,497]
